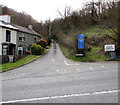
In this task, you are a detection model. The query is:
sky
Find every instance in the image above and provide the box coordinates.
[0,0,100,22]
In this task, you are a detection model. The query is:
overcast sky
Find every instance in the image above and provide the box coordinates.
[0,0,101,22]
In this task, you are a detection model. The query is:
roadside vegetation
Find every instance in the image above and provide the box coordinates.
[53,1,119,61]
[59,26,120,62]
[59,41,109,62]
[0,55,40,72]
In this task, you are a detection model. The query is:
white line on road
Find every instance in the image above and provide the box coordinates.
[51,58,54,62]
[89,67,93,70]
[1,90,119,104]
[56,69,67,73]
[64,61,79,66]
[77,67,80,71]
[101,66,105,68]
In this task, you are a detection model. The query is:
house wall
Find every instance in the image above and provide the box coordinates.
[16,31,41,55]
[2,28,17,44]
[0,27,2,62]
[0,27,2,56]
[0,27,17,63]
[0,27,17,55]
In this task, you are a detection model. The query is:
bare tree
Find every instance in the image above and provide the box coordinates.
[57,6,73,31]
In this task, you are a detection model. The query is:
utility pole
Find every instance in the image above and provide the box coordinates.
[48,18,51,37]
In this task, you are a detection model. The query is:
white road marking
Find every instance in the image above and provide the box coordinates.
[89,67,93,70]
[0,90,119,103]
[64,61,69,65]
[56,69,66,73]
[64,61,79,66]
[101,66,105,68]
[77,68,80,71]
[51,58,54,62]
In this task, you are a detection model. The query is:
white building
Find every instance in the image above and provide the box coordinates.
[0,15,41,63]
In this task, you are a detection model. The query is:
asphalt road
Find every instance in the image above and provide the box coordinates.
[1,43,119,103]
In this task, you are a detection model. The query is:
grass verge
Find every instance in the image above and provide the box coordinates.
[0,55,41,72]
[59,44,110,62]
[0,48,50,72]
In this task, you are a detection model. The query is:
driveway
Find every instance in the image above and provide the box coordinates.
[1,43,119,103]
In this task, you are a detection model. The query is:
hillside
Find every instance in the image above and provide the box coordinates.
[59,26,119,62]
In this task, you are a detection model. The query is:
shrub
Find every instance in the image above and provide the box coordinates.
[25,50,31,55]
[31,43,43,55]
[36,38,47,48]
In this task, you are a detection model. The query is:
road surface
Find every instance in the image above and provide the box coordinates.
[1,43,119,103]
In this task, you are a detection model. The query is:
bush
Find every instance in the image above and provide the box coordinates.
[25,50,31,55]
[36,38,47,48]
[31,43,43,55]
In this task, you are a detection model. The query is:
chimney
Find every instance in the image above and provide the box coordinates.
[0,15,11,23]
[28,25,33,30]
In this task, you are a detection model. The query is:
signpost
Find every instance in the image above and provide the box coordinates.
[104,44,116,59]
[76,34,84,57]
[104,44,115,52]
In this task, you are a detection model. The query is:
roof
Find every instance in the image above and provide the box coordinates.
[0,20,41,37]
[0,20,17,30]
[12,24,41,36]
[1,42,16,45]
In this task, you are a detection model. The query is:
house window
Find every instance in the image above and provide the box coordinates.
[19,33,26,41]
[19,35,22,41]
[6,30,11,42]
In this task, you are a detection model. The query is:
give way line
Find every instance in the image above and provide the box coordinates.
[0,89,119,104]
[64,61,79,66]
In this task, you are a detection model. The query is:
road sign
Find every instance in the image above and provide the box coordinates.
[104,44,115,51]
[78,34,84,39]
[78,34,84,49]
[78,40,84,49]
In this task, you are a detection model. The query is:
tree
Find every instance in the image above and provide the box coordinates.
[36,39,47,49]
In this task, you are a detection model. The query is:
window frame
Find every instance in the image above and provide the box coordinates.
[6,30,11,42]
[18,33,26,42]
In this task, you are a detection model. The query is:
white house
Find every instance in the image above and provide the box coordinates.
[0,15,41,63]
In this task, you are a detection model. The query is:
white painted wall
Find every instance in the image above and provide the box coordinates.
[0,27,2,55]
[0,27,17,55]
[0,15,11,23]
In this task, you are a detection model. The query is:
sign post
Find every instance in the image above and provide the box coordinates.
[76,34,84,57]
[104,44,116,59]
[104,44,115,52]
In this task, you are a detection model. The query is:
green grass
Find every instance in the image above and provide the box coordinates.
[59,44,109,62]
[83,26,115,38]
[72,47,109,62]
[0,55,40,72]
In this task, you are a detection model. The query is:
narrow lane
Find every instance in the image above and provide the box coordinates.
[1,43,119,103]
